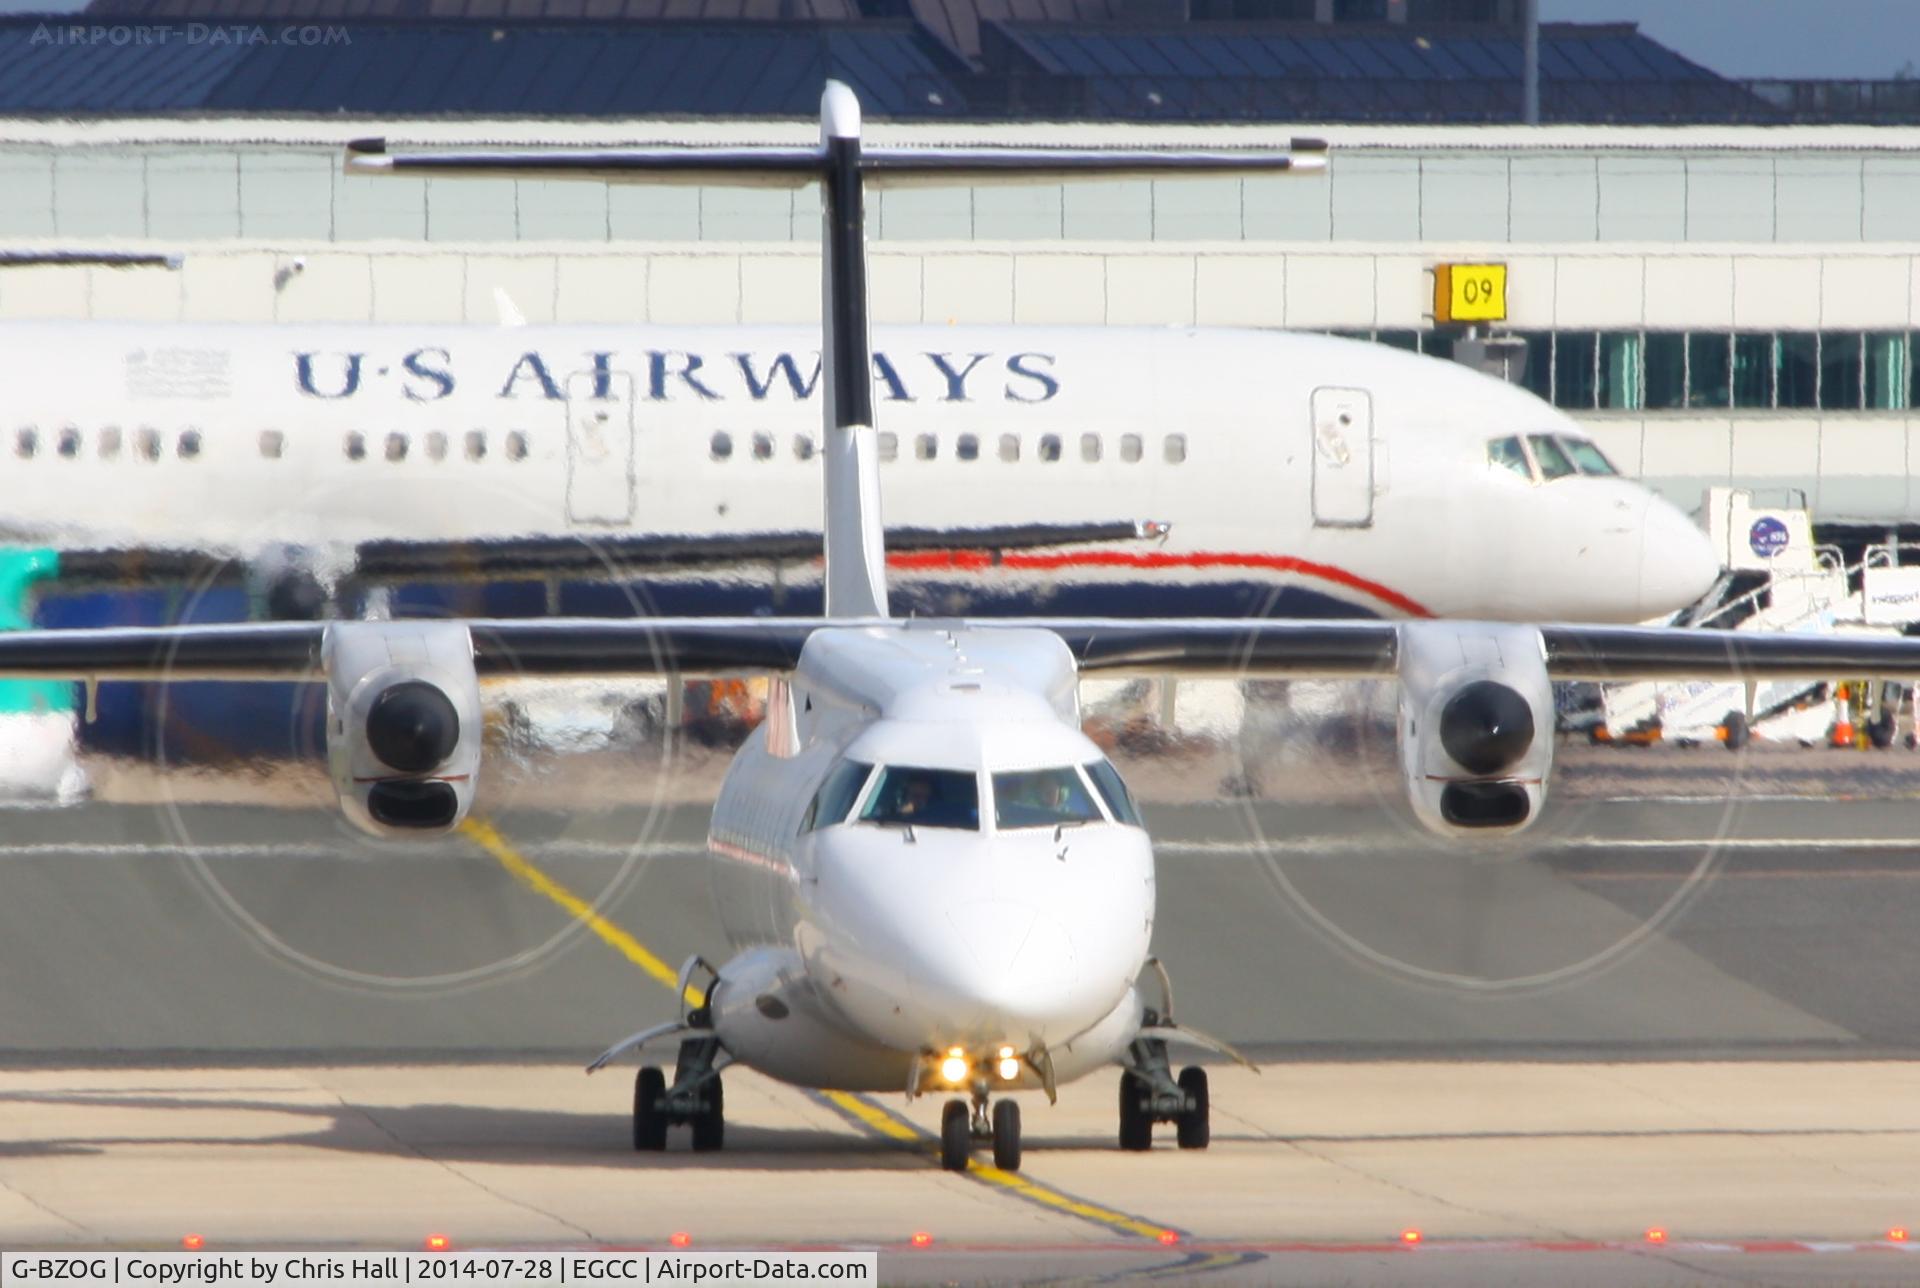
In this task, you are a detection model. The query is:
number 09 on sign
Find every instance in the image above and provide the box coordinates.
[1432,263,1507,323]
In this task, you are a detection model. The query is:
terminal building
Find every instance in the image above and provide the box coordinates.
[0,1,1915,527]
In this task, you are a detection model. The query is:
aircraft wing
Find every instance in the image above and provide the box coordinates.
[1,617,1918,684]
[1055,619,1920,681]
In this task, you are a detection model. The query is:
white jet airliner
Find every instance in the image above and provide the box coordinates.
[0,85,1882,1170]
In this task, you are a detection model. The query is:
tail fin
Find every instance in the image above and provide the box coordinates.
[345,87,1327,621]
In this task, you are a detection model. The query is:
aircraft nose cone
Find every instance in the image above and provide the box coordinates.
[920,900,1078,1032]
[1638,496,1721,618]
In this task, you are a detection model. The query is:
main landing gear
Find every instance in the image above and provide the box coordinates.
[634,1035,727,1153]
[940,1088,1022,1172]
[632,959,727,1153]
[1118,1034,1209,1152]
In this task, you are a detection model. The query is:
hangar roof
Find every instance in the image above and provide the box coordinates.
[3,6,1901,122]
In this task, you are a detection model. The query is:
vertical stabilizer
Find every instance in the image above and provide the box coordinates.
[817,82,889,620]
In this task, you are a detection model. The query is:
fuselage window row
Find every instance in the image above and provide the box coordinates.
[702,430,1171,466]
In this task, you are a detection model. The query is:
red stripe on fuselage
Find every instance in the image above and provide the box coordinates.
[884,549,1433,619]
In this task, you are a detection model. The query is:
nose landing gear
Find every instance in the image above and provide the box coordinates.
[939,1085,1023,1172]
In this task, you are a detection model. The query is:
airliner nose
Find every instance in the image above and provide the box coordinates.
[916,900,1080,1034]
[1638,494,1720,617]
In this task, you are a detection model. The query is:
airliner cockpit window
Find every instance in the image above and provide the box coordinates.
[858,766,979,831]
[1487,436,1531,480]
[801,758,873,833]
[1560,437,1619,477]
[1527,433,1577,481]
[1083,759,1143,827]
[993,767,1104,830]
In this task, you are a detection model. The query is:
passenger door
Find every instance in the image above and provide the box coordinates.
[564,370,636,526]
[1310,386,1373,527]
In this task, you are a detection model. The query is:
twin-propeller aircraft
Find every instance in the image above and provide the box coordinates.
[1,84,1905,1172]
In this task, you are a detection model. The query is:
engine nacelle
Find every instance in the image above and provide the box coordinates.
[1397,621,1554,835]
[323,621,482,836]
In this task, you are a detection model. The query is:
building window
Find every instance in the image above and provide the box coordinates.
[999,433,1019,462]
[1684,333,1730,408]
[465,430,487,461]
[878,431,898,462]
[1776,333,1819,409]
[385,433,408,462]
[1866,333,1909,410]
[1038,433,1062,462]
[99,427,123,459]
[1376,329,1419,352]
[1820,332,1864,411]
[14,427,34,459]
[1164,433,1188,464]
[709,431,732,461]
[1730,334,1770,408]
[505,431,528,461]
[1510,331,1553,403]
[1081,433,1102,463]
[956,432,979,462]
[344,432,366,461]
[1597,332,1640,410]
[1644,333,1685,410]
[258,430,283,459]
[1120,433,1143,463]
[751,431,773,461]
[1553,332,1598,410]
[56,427,81,458]
[425,431,448,461]
[916,433,937,461]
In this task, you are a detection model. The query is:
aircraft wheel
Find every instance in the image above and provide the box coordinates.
[940,1099,971,1172]
[690,1073,725,1152]
[1723,711,1750,751]
[991,1099,1021,1171]
[1175,1067,1209,1150]
[633,1066,668,1151]
[1118,1071,1152,1152]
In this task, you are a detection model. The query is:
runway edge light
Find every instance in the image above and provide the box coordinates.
[1399,1229,1422,1245]
[1156,1230,1179,1247]
[181,1235,204,1251]
[425,1235,451,1252]
[909,1232,933,1249]
[670,1232,692,1249]
[1645,1228,1667,1245]
[1890,1226,1910,1243]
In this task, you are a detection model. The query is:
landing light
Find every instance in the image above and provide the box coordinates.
[940,1054,968,1083]
[997,1057,1021,1080]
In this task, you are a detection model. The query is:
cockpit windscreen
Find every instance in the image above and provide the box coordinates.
[993,767,1104,830]
[858,765,980,830]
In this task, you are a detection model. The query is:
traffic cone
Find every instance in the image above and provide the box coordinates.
[1831,686,1854,748]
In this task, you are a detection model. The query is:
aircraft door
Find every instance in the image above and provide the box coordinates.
[1310,386,1374,527]
[564,370,636,526]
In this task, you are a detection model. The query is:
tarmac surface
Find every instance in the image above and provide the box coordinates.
[4,733,1920,1284]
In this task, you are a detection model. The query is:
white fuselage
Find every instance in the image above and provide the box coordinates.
[701,624,1152,1092]
[0,321,1715,623]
